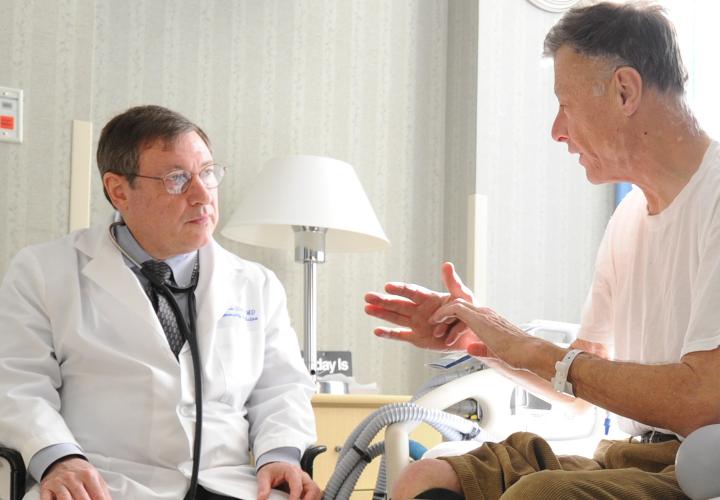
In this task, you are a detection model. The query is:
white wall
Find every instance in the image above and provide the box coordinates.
[473,0,613,326]
[0,0,613,394]
[0,0,95,257]
[661,0,720,139]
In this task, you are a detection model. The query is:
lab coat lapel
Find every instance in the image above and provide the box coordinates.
[195,240,246,341]
[76,224,159,331]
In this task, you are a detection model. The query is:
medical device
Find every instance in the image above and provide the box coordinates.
[321,358,492,500]
[324,402,484,500]
[108,222,203,500]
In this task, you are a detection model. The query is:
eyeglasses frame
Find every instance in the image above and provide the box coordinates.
[131,163,227,195]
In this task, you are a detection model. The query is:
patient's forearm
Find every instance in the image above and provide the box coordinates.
[567,351,720,436]
[483,358,594,414]
[510,337,720,436]
[479,338,607,414]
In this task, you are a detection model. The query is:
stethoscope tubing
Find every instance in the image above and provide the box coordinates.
[108,222,203,500]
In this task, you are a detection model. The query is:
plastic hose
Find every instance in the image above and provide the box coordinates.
[323,402,482,499]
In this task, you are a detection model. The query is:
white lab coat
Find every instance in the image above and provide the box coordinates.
[0,223,317,499]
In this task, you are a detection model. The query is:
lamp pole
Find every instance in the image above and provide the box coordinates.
[293,226,327,383]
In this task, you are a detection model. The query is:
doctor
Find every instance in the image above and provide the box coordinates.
[0,105,321,500]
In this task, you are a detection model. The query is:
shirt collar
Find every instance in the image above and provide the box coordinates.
[114,223,198,287]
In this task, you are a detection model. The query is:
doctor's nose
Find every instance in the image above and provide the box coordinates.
[186,174,214,205]
[551,108,569,144]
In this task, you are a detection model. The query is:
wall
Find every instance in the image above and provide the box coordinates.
[442,0,479,289]
[474,0,612,326]
[0,0,612,395]
[663,0,720,139]
[0,0,95,261]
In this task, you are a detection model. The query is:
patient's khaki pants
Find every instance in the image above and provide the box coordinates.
[441,432,687,499]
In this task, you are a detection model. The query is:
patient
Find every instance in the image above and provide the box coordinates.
[366,3,720,499]
[0,105,321,500]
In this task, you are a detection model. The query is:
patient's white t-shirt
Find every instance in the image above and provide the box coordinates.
[577,140,720,436]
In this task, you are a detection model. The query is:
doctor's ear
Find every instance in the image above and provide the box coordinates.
[613,66,643,116]
[103,172,130,211]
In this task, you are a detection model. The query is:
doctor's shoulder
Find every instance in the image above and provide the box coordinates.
[213,242,287,296]
[5,231,83,273]
[0,232,87,306]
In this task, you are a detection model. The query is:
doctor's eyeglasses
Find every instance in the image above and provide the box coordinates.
[133,164,227,195]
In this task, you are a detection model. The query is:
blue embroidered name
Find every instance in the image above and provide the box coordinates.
[223,306,259,321]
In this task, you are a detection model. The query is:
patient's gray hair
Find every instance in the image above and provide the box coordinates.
[543,2,687,95]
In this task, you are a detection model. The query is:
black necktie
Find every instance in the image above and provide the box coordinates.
[142,260,198,357]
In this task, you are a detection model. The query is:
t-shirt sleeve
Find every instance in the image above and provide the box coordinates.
[681,213,720,357]
[577,220,615,351]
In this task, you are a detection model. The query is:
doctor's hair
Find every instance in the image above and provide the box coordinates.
[543,1,688,96]
[97,105,211,205]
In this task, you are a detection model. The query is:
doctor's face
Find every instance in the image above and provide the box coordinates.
[115,131,219,259]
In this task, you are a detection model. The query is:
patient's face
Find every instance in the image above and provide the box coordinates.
[550,45,627,184]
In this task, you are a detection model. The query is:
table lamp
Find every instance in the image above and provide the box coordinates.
[221,155,389,389]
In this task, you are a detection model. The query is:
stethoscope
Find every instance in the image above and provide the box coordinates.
[109,222,203,500]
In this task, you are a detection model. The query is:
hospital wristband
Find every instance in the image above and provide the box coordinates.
[551,348,583,396]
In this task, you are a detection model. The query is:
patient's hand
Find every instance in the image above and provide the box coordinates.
[365,262,485,352]
[40,457,111,500]
[256,462,322,500]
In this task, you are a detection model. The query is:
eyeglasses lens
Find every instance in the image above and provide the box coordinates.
[162,165,226,195]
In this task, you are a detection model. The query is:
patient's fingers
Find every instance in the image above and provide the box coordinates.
[441,262,475,302]
[384,282,436,302]
[429,299,477,325]
[373,327,415,343]
[364,304,412,327]
[445,321,470,346]
[432,322,449,338]
[364,292,416,311]
[431,318,477,350]
[467,341,490,357]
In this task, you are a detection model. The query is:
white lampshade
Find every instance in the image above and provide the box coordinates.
[221,155,389,250]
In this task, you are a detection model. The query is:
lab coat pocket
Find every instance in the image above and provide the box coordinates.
[210,314,264,405]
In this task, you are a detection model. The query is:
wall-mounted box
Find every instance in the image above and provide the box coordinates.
[0,87,23,143]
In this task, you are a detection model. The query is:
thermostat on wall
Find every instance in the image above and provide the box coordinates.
[0,87,23,143]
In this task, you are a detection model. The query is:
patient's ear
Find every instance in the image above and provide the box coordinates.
[103,172,130,211]
[614,66,642,116]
